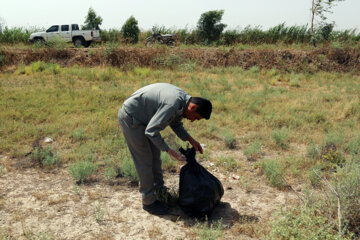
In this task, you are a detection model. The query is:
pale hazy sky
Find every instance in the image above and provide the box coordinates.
[0,0,359,31]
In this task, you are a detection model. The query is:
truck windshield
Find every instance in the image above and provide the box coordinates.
[46,25,59,32]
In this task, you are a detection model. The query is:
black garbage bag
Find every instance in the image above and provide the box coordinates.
[178,147,224,218]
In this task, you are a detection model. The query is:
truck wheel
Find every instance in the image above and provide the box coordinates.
[167,40,175,47]
[34,38,45,46]
[73,38,85,48]
[85,41,92,48]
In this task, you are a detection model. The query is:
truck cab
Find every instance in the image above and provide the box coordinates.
[29,24,101,47]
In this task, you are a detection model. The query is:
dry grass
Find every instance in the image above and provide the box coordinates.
[1,46,359,73]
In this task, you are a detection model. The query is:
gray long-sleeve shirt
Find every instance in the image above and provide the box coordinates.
[122,83,192,151]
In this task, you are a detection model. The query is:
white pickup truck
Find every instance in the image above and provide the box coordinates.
[29,24,101,47]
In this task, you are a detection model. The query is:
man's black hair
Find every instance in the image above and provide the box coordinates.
[190,97,212,120]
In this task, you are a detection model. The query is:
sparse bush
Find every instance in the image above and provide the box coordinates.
[268,203,346,239]
[321,143,345,169]
[307,166,323,187]
[243,140,262,158]
[100,28,122,42]
[70,128,86,142]
[325,131,345,149]
[31,146,59,167]
[272,127,290,149]
[161,152,177,171]
[222,30,239,45]
[221,129,236,149]
[332,160,360,235]
[0,26,39,43]
[93,200,105,223]
[82,7,103,30]
[0,54,5,67]
[120,155,138,182]
[307,142,321,159]
[260,159,285,188]
[105,166,117,181]
[215,155,238,172]
[347,135,360,157]
[68,161,98,183]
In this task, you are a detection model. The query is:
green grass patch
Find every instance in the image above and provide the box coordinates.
[31,146,60,167]
[68,160,98,184]
[260,159,285,189]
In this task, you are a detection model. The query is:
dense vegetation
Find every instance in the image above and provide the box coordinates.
[0,22,359,46]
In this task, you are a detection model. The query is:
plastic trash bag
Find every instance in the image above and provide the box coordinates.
[178,147,224,218]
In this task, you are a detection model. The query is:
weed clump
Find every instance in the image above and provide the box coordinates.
[272,127,290,149]
[269,203,348,239]
[320,143,345,169]
[221,129,236,149]
[259,159,285,189]
[332,160,360,235]
[120,155,138,182]
[68,161,98,184]
[31,146,59,167]
[243,140,262,159]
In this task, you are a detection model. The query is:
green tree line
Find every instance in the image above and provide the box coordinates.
[1,7,359,45]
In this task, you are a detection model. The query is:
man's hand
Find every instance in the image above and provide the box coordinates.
[187,136,203,154]
[167,148,186,162]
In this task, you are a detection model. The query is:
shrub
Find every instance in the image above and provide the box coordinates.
[347,135,360,157]
[215,155,238,172]
[161,152,177,171]
[260,159,285,188]
[68,161,98,183]
[268,204,346,240]
[120,155,138,182]
[197,10,227,44]
[321,143,345,169]
[307,142,321,159]
[0,54,5,67]
[100,29,121,42]
[221,129,236,149]
[121,16,140,44]
[31,146,59,167]
[222,30,239,45]
[82,7,103,30]
[272,127,290,149]
[243,140,262,158]
[307,166,323,187]
[70,128,86,142]
[105,166,117,181]
[332,160,360,235]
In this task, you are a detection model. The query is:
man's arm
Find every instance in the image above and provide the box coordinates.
[144,104,176,151]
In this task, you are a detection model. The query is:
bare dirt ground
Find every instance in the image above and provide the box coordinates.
[0,151,300,240]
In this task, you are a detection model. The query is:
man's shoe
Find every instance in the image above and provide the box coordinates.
[143,200,169,215]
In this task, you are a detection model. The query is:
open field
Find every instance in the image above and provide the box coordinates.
[1,46,360,239]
